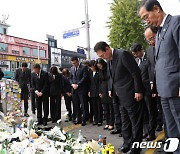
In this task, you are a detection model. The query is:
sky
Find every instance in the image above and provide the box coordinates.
[0,0,179,56]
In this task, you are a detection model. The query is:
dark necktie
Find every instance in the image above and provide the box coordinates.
[109,60,113,76]
[23,71,25,78]
[139,57,143,66]
[75,67,77,76]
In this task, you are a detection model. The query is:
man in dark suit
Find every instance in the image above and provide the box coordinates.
[30,71,37,114]
[108,67,122,136]
[144,25,164,132]
[15,62,31,117]
[81,60,91,122]
[139,1,180,153]
[94,41,144,154]
[70,57,88,126]
[131,43,158,141]
[31,64,49,126]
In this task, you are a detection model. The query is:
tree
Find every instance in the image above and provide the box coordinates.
[107,0,147,50]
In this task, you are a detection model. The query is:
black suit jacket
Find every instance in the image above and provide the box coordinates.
[135,53,151,95]
[89,71,100,97]
[63,76,72,94]
[31,70,49,95]
[70,63,88,92]
[48,73,64,96]
[147,46,156,83]
[109,49,144,106]
[15,68,31,89]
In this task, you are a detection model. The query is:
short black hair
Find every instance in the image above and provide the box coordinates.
[71,56,79,61]
[94,41,110,52]
[89,60,98,71]
[59,67,64,72]
[140,0,163,12]
[131,43,143,52]
[96,58,107,69]
[81,60,90,66]
[22,62,28,67]
[145,25,159,34]
[50,66,58,74]
[33,64,41,69]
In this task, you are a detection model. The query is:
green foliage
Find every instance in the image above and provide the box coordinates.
[107,0,147,50]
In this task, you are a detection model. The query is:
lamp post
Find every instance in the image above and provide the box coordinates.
[84,0,91,60]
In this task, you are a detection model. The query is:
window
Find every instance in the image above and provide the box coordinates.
[40,50,46,58]
[12,50,19,54]
[32,49,38,57]
[3,28,7,35]
[22,47,30,56]
[0,43,8,52]
[12,45,20,55]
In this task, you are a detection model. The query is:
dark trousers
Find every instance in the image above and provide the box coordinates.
[143,95,158,137]
[120,99,144,153]
[84,94,90,121]
[30,90,36,113]
[50,95,61,121]
[92,97,103,123]
[161,97,180,154]
[103,100,115,126]
[21,85,29,113]
[64,94,72,117]
[156,96,163,127]
[88,97,94,122]
[113,94,122,131]
[36,95,49,122]
[72,90,87,122]
[156,96,168,138]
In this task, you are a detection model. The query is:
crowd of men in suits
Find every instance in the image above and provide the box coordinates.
[13,0,179,153]
[93,0,179,154]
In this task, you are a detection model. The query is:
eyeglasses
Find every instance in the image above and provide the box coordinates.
[145,36,155,42]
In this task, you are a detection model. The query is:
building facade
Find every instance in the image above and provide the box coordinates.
[0,34,48,72]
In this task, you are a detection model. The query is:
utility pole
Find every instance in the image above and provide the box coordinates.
[84,0,91,60]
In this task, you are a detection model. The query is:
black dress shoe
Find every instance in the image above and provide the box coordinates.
[74,121,81,125]
[69,116,72,121]
[119,133,122,137]
[93,123,97,126]
[97,123,102,126]
[145,135,156,141]
[81,122,86,126]
[118,146,130,153]
[24,113,29,117]
[37,121,43,125]
[156,125,163,131]
[143,133,148,139]
[110,129,121,134]
[43,121,47,126]
[52,120,57,123]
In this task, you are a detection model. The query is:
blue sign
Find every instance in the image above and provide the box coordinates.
[63,29,80,39]
[77,48,85,54]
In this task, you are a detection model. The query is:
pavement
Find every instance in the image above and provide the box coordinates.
[23,98,165,154]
